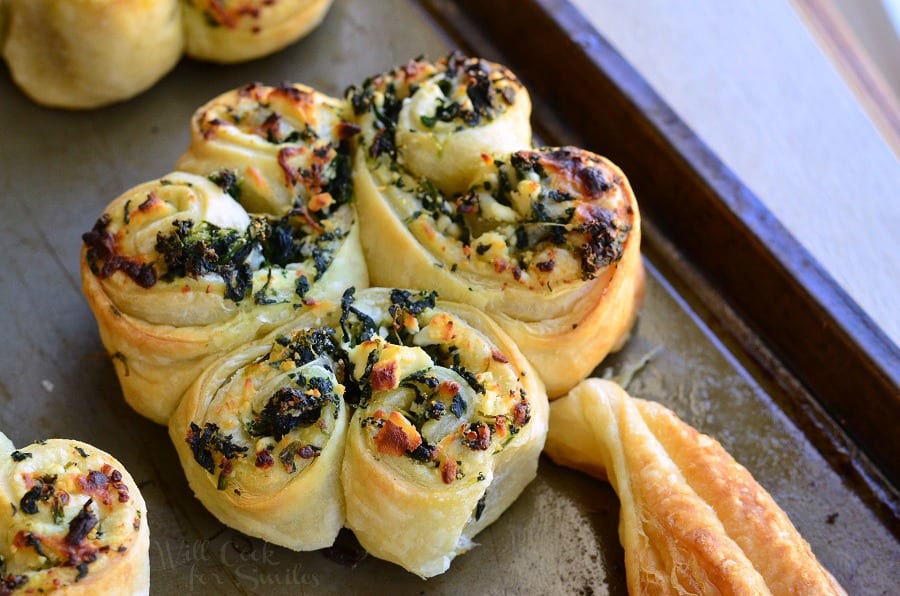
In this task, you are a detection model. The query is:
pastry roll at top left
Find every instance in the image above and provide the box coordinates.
[1,0,183,109]
[0,432,150,595]
[80,169,367,425]
[1,0,335,109]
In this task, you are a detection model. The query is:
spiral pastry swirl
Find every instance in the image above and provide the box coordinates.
[337,288,547,578]
[348,52,532,195]
[351,61,644,396]
[176,82,359,216]
[544,380,845,595]
[168,303,348,550]
[168,287,548,575]
[80,171,367,424]
[0,433,149,595]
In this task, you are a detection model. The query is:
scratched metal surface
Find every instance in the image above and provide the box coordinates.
[0,0,897,594]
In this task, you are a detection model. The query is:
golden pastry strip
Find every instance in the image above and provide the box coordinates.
[544,379,846,595]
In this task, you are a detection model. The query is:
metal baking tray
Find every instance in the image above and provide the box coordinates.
[1,0,897,593]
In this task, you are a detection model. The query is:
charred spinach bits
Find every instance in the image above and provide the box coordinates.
[340,288,378,345]
[324,143,354,205]
[18,475,57,515]
[1,574,28,594]
[278,328,342,366]
[208,169,241,200]
[156,219,253,301]
[252,210,342,282]
[65,500,98,546]
[83,214,157,288]
[248,378,335,441]
[578,208,631,279]
[186,422,248,475]
[10,450,31,462]
[444,52,516,126]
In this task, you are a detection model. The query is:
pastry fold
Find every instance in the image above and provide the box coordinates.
[80,171,367,424]
[168,302,349,550]
[350,57,644,396]
[1,0,183,109]
[544,379,845,595]
[0,433,149,595]
[338,288,548,578]
[182,0,333,63]
[176,82,357,216]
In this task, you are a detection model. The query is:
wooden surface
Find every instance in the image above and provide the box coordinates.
[572,0,900,348]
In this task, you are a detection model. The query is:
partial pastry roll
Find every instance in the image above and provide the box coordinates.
[182,0,333,63]
[80,171,367,424]
[350,56,644,396]
[338,288,548,578]
[1,0,183,109]
[0,433,149,595]
[544,379,845,595]
[176,82,359,216]
[168,302,348,551]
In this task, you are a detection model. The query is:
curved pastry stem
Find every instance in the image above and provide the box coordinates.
[545,379,846,595]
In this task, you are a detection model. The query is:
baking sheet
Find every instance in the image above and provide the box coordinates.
[0,0,897,593]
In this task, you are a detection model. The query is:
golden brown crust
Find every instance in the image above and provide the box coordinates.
[0,433,150,595]
[182,0,333,63]
[544,379,845,595]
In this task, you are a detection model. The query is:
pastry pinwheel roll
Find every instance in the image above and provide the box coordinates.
[348,53,532,195]
[168,302,348,550]
[1,0,183,109]
[351,77,644,396]
[0,433,149,595]
[339,288,548,578]
[176,82,358,216]
[182,0,333,63]
[80,171,367,424]
[544,379,845,595]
